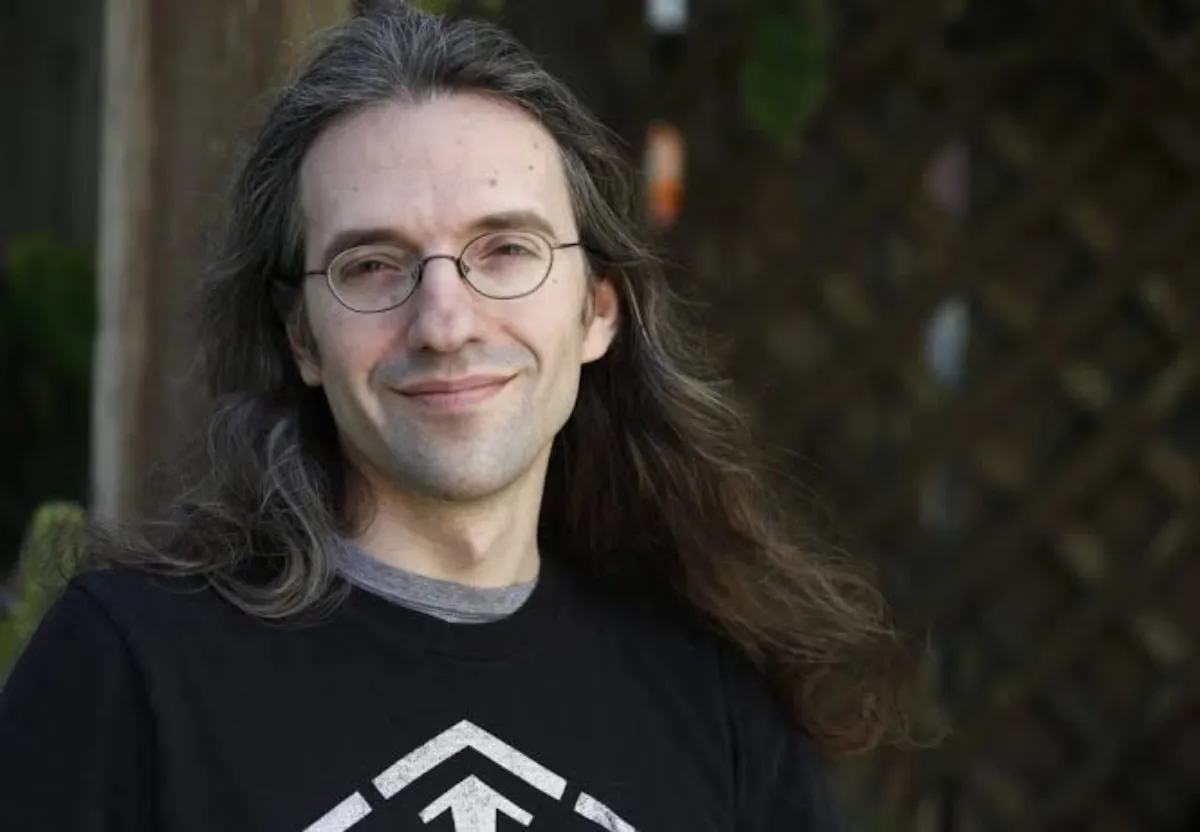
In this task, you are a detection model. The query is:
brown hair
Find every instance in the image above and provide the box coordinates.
[88,4,914,757]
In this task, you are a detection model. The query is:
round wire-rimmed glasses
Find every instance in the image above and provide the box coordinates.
[302,230,584,314]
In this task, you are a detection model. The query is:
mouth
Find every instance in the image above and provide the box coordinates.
[393,375,515,409]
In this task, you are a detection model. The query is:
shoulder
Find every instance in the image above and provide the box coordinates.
[577,582,845,825]
[73,565,212,617]
[564,570,792,734]
[714,643,848,829]
[67,566,260,650]
[567,572,781,713]
[576,568,844,827]
[563,568,728,675]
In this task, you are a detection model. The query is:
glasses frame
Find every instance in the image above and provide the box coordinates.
[301,230,585,314]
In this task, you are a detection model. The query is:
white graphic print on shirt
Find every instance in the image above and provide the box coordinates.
[304,719,639,832]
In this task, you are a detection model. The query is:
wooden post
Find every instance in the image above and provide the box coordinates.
[91,1,352,522]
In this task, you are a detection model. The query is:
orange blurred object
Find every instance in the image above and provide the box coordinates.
[644,121,685,226]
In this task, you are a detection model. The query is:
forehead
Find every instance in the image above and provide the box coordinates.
[298,93,576,245]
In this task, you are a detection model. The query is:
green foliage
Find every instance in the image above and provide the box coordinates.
[0,234,95,571]
[0,501,86,683]
[410,0,455,14]
[474,0,504,18]
[740,0,832,152]
[1,236,93,387]
[0,614,15,687]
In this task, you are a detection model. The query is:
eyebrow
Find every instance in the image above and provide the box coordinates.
[316,210,563,267]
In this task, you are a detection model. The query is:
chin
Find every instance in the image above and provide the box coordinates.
[384,450,533,503]
[378,425,546,502]
[407,471,526,503]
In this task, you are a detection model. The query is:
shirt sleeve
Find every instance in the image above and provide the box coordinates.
[0,583,154,831]
[721,649,850,831]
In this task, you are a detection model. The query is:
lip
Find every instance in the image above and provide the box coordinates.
[394,374,514,409]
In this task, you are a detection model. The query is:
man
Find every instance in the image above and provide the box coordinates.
[0,5,909,830]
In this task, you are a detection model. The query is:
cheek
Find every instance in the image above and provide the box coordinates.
[311,307,394,391]
[505,288,588,370]
[507,305,588,416]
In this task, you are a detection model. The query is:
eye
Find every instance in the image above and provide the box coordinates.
[471,233,546,264]
[494,241,537,257]
[482,241,538,259]
[344,258,398,276]
[337,249,412,283]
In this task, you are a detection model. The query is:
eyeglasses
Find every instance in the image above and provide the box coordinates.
[302,230,584,314]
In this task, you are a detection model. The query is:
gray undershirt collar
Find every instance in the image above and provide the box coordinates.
[336,542,538,624]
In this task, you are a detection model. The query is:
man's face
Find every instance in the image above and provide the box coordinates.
[293,94,618,503]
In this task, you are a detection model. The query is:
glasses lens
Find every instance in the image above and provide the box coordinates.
[330,244,419,312]
[461,232,551,298]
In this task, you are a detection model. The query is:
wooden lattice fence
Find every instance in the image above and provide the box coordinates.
[3,0,1195,827]
[669,1,1200,829]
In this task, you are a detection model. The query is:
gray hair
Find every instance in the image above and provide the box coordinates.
[88,4,910,757]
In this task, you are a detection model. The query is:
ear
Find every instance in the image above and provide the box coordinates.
[276,282,322,387]
[581,277,619,364]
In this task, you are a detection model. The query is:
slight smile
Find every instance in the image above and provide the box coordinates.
[394,375,514,409]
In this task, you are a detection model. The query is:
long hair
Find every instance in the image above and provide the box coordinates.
[88,5,914,757]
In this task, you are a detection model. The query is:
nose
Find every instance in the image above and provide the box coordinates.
[403,255,481,354]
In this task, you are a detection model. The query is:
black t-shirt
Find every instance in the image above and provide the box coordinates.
[0,559,847,830]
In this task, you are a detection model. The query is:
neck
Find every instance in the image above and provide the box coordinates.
[349,466,546,589]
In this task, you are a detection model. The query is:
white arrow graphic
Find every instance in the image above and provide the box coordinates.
[419,775,533,831]
[304,720,640,831]
[373,720,566,800]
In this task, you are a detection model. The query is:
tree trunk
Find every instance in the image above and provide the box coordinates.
[91,0,352,522]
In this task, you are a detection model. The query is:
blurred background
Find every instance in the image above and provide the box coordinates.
[1,0,1197,829]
